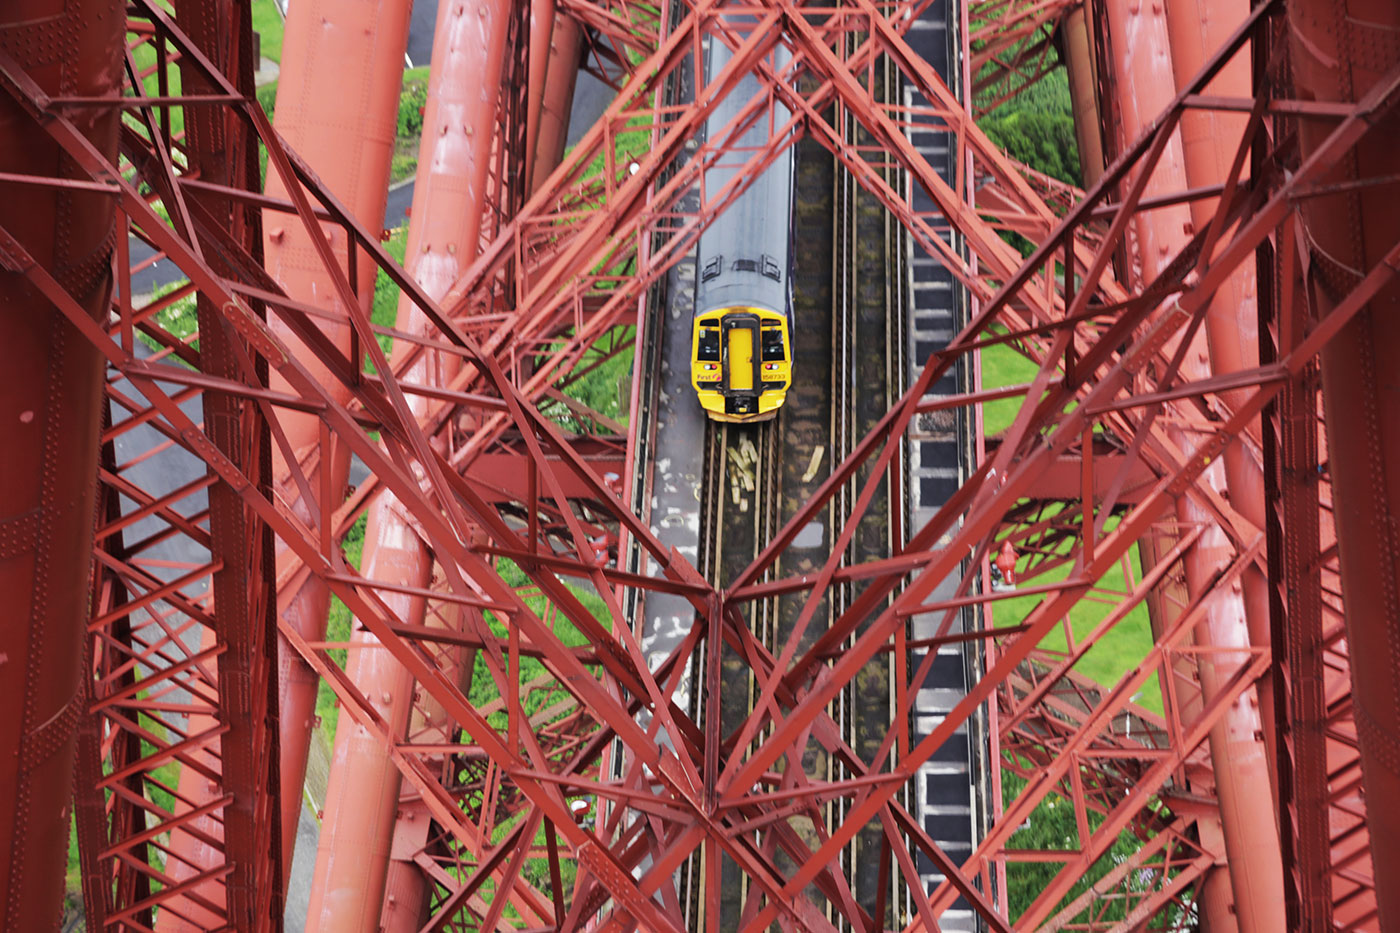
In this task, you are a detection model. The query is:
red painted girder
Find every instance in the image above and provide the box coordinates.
[1098,2,1284,928]
[527,0,584,194]
[0,3,124,930]
[13,19,985,924]
[5,0,1394,924]
[1287,0,1400,927]
[1264,212,1374,928]
[739,0,1275,575]
[306,0,524,923]
[469,445,626,504]
[161,2,285,928]
[655,7,1400,924]
[0,23,730,925]
[8,9,817,930]
[984,436,1157,503]
[151,0,416,920]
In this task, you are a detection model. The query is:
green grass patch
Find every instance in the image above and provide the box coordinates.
[537,326,636,431]
[1001,771,1188,925]
[978,333,1041,437]
[390,66,431,183]
[990,522,1162,714]
[368,221,412,358]
[316,513,367,739]
[979,339,1161,713]
[251,0,285,63]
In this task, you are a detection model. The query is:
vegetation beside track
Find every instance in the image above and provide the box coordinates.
[972,33,1186,930]
[979,69,1082,187]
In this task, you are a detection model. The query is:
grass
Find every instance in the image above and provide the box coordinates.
[978,341,1163,714]
[391,67,431,183]
[251,0,285,63]
[1000,772,1186,925]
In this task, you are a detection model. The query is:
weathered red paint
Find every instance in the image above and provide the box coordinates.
[1060,5,1104,186]
[305,0,514,925]
[529,4,584,194]
[260,0,414,884]
[0,2,122,928]
[4,0,1396,928]
[1101,2,1285,929]
[1289,0,1400,927]
[158,0,413,925]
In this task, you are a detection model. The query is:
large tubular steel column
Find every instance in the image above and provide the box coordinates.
[1102,3,1285,931]
[527,0,559,183]
[0,2,121,927]
[1059,4,1104,187]
[1164,0,1278,784]
[380,11,575,927]
[159,0,413,921]
[263,0,413,878]
[528,2,583,194]
[1289,0,1400,926]
[305,0,513,927]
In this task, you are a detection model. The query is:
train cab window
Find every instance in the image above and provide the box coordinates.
[697,326,721,361]
[701,256,723,282]
[732,257,759,273]
[760,326,785,361]
[761,255,781,282]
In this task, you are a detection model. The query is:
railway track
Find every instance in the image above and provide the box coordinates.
[689,53,918,927]
[695,420,779,927]
[833,50,908,925]
[660,9,976,928]
[691,123,839,930]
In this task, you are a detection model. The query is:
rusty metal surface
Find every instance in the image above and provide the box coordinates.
[1097,2,1285,929]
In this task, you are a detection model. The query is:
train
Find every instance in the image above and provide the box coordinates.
[689,29,796,423]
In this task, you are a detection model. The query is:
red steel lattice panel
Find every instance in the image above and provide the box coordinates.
[0,0,1396,928]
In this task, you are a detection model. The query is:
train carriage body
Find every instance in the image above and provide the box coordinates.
[690,29,795,422]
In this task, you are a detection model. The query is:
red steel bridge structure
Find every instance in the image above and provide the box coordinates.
[1,0,1398,929]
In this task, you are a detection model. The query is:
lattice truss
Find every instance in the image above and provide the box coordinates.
[0,0,1395,928]
[965,0,1081,116]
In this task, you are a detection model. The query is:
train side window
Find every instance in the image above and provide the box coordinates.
[761,327,785,361]
[761,255,781,282]
[701,256,723,282]
[697,327,721,361]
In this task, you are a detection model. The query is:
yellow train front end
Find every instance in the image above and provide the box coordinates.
[690,307,792,422]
